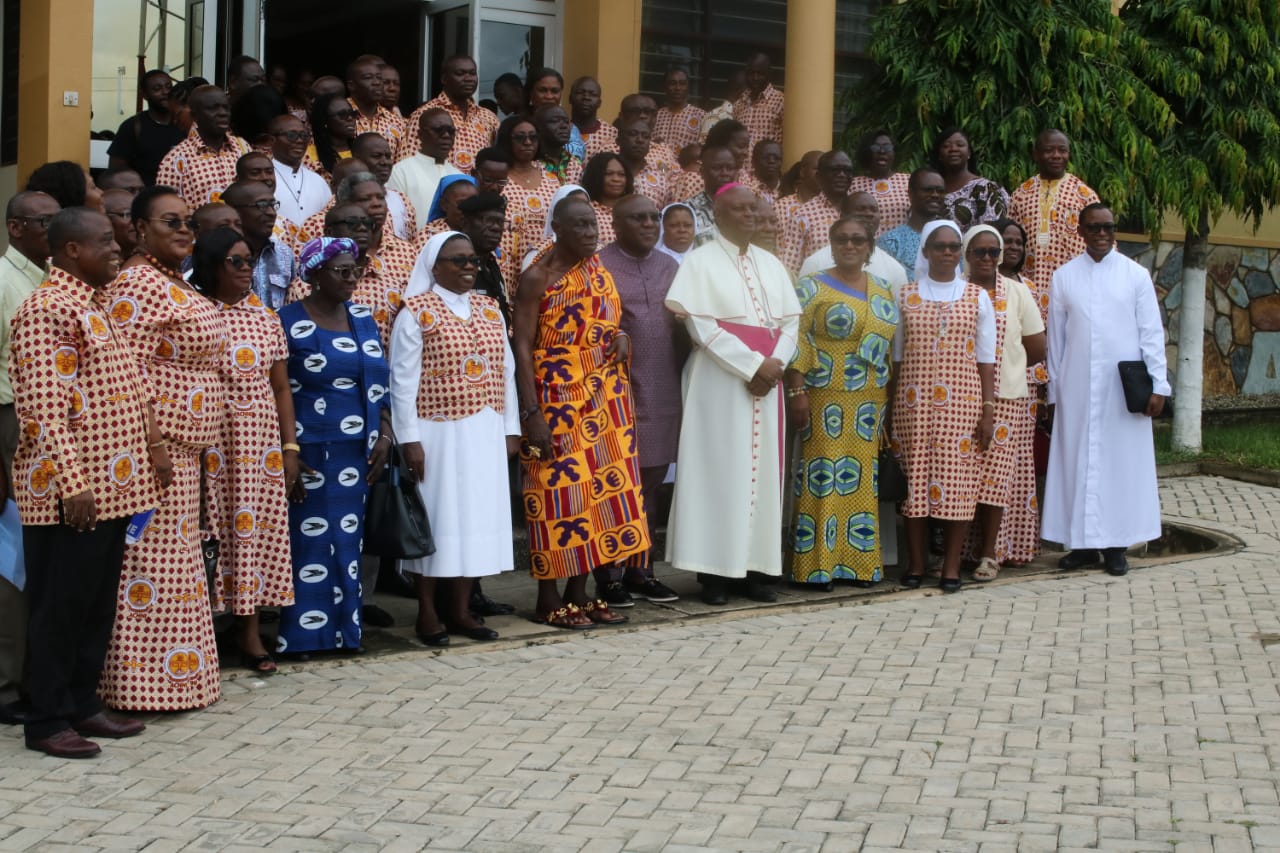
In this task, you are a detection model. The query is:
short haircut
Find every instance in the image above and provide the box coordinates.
[677,143,702,169]
[227,55,261,81]
[130,184,181,223]
[141,69,171,87]
[96,167,143,190]
[1079,201,1111,221]
[351,132,389,156]
[6,190,55,220]
[474,147,511,168]
[336,172,380,203]
[494,73,522,90]
[220,180,270,208]
[552,193,591,223]
[47,206,104,253]
[907,167,943,191]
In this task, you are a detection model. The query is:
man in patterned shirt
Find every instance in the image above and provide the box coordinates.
[155,86,252,208]
[782,150,853,274]
[12,207,167,758]
[733,53,784,151]
[401,55,499,173]
[569,77,617,160]
[618,120,672,209]
[222,180,297,309]
[347,56,404,158]
[618,94,679,172]
[653,67,705,151]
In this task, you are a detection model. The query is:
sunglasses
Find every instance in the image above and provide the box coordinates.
[426,124,457,136]
[437,254,482,269]
[822,166,854,175]
[1083,222,1117,233]
[233,199,281,212]
[969,247,1001,259]
[869,143,894,154]
[624,212,661,223]
[273,130,311,142]
[329,108,358,120]
[147,216,196,232]
[831,233,870,246]
[12,215,53,229]
[511,132,539,144]
[323,264,360,280]
[331,216,375,230]
[928,241,963,253]
[224,255,253,270]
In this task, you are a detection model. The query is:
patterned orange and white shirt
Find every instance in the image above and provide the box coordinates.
[654,105,706,151]
[849,173,911,237]
[400,94,500,173]
[9,267,160,524]
[580,122,619,160]
[733,84,785,149]
[782,194,842,275]
[355,105,406,159]
[353,234,418,349]
[502,168,562,263]
[155,127,253,208]
[1007,172,1099,318]
[631,157,675,209]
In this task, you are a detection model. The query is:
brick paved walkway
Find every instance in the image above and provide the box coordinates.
[1,476,1278,852]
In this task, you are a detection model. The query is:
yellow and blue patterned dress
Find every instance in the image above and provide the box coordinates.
[790,271,898,585]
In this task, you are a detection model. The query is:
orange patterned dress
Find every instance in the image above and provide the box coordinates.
[891,281,984,521]
[521,256,650,578]
[210,294,294,616]
[849,173,911,237]
[503,168,561,266]
[100,264,229,712]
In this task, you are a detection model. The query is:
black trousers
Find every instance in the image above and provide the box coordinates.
[23,518,127,740]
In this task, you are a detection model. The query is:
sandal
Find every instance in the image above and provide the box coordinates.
[582,599,628,625]
[973,557,1000,582]
[532,604,593,630]
[241,652,277,675]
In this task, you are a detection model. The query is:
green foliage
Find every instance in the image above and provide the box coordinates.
[844,0,1174,232]
[1122,0,1280,236]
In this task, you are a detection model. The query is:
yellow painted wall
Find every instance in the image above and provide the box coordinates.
[561,0,642,122]
[17,0,94,181]
[781,0,835,166]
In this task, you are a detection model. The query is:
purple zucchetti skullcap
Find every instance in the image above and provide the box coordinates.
[299,237,360,283]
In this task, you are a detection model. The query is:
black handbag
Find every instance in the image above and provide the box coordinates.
[877,445,908,503]
[197,450,221,608]
[363,444,435,559]
[1117,360,1154,414]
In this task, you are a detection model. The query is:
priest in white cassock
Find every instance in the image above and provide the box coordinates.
[664,183,802,606]
[1043,203,1169,577]
[386,108,461,230]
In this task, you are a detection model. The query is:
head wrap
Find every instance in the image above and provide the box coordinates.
[543,184,589,241]
[426,174,477,224]
[299,237,359,284]
[403,230,469,300]
[657,202,696,265]
[961,222,1003,256]
[914,219,962,283]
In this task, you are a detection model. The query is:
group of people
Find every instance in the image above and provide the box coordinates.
[0,48,1171,759]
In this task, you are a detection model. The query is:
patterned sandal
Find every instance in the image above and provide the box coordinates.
[973,557,1000,582]
[532,604,593,630]
[582,599,629,625]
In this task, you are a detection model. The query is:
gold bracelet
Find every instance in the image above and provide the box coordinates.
[786,387,807,399]
[148,439,165,448]
[982,401,995,409]
[282,442,301,453]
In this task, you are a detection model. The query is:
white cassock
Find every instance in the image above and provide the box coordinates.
[388,288,521,578]
[1043,248,1170,549]
[798,245,909,296]
[664,235,802,578]
[386,154,461,230]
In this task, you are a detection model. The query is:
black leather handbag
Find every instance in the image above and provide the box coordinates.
[1117,360,1154,414]
[363,444,435,559]
[878,446,909,503]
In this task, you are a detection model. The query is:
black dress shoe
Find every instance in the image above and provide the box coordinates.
[73,712,145,739]
[26,728,101,758]
[459,625,499,642]
[1103,548,1129,576]
[361,604,395,628]
[417,630,450,647]
[469,592,515,616]
[700,577,728,606]
[939,577,962,594]
[901,572,924,589]
[1057,549,1101,570]
[0,701,29,726]
[745,579,778,602]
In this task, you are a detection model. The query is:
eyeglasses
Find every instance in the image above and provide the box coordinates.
[928,241,963,253]
[1083,222,1117,233]
[104,210,131,221]
[869,143,894,154]
[233,199,281,212]
[330,216,375,230]
[969,247,1002,259]
[329,108,358,120]
[224,255,253,270]
[147,216,196,232]
[831,233,870,246]
[438,254,482,269]
[323,264,360,280]
[511,132,539,143]
[624,212,661,223]
[273,130,311,142]
[821,165,854,175]
[11,215,53,229]
[426,124,457,136]
[918,186,947,195]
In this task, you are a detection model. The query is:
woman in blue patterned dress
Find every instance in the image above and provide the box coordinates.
[276,237,391,657]
[785,216,899,589]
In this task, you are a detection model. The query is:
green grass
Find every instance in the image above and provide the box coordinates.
[1155,422,1280,470]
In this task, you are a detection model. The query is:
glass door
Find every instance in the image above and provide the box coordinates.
[474,4,559,109]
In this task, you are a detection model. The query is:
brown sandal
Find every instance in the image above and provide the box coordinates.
[532,604,593,630]
[582,599,628,625]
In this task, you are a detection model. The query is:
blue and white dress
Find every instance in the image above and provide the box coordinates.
[276,301,390,654]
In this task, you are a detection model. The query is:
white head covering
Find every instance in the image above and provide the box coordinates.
[961,222,1003,256]
[657,202,696,265]
[542,184,589,241]
[914,219,962,282]
[403,230,468,300]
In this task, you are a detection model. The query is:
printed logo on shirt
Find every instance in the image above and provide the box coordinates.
[84,312,112,343]
[234,508,256,539]
[331,337,357,354]
[125,578,157,611]
[298,563,328,584]
[300,517,329,536]
[233,345,260,371]
[167,284,193,308]
[156,336,179,359]
[204,448,225,478]
[187,387,207,417]
[262,448,284,476]
[164,647,205,681]
[290,319,317,339]
[110,297,140,326]
[110,453,135,486]
[304,353,328,373]
[28,457,55,498]
[461,353,490,382]
[339,415,364,435]
[53,347,78,380]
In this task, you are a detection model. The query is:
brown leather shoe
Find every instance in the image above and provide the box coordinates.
[73,712,145,739]
[26,728,101,758]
